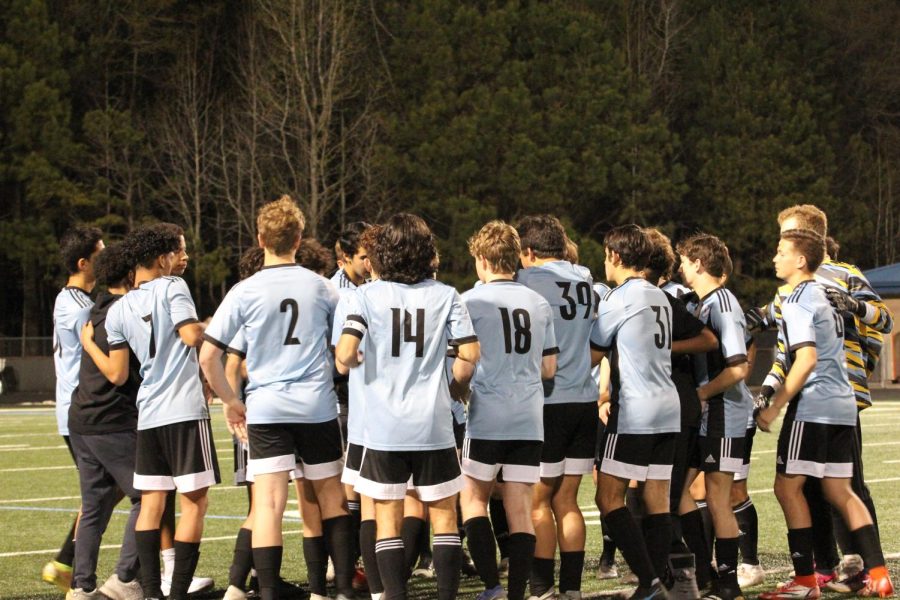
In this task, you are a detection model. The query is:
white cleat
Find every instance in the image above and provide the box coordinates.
[99,573,143,600]
[737,563,765,588]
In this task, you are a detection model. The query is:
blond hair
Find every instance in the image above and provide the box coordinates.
[777,204,827,237]
[257,195,305,255]
[468,220,521,274]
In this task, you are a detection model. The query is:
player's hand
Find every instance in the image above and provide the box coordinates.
[752,385,774,427]
[80,321,95,346]
[824,287,865,318]
[755,404,779,433]
[223,400,247,442]
[598,401,611,425]
[744,307,767,333]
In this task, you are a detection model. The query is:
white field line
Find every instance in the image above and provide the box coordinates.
[0,445,68,452]
[0,495,80,504]
[0,465,74,473]
[0,432,59,439]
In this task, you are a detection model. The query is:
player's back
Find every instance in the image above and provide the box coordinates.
[53,287,93,434]
[517,260,597,404]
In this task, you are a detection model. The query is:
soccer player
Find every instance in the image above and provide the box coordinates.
[676,233,753,600]
[456,221,558,600]
[102,224,238,600]
[515,215,599,600]
[69,242,143,600]
[335,213,480,600]
[43,225,104,591]
[592,224,680,600]
[298,238,336,276]
[200,197,354,600]
[756,229,893,599]
[332,221,371,290]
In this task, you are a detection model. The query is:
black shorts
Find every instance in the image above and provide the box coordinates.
[453,420,466,451]
[598,432,676,482]
[670,426,699,508]
[135,419,220,493]
[690,434,746,474]
[461,438,542,484]
[63,435,78,469]
[541,402,598,477]
[341,442,365,486]
[356,447,462,502]
[776,416,854,478]
[233,437,250,486]
[735,426,755,481]
[248,420,344,480]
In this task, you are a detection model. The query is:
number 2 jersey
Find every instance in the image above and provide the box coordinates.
[204,264,340,425]
[341,278,477,451]
[106,276,208,430]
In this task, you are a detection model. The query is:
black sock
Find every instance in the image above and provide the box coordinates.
[643,513,672,583]
[348,500,362,562]
[787,528,815,577]
[670,513,689,554]
[733,499,759,566]
[606,506,656,588]
[135,529,162,598]
[360,520,383,594]
[169,541,200,600]
[805,478,839,571]
[489,497,510,559]
[252,546,282,600]
[832,506,853,556]
[464,517,499,588]
[715,537,739,587]
[863,495,880,542]
[600,517,617,564]
[682,509,712,588]
[324,515,355,595]
[302,536,328,596]
[851,525,885,570]
[433,533,462,600]
[626,486,645,524]
[697,501,714,557]
[418,516,432,563]
[401,516,426,572]
[559,551,585,594]
[55,518,77,566]
[376,537,407,600]
[530,557,555,597]
[507,533,535,600]
[229,528,253,589]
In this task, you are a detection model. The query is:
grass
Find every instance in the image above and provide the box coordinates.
[1,397,899,599]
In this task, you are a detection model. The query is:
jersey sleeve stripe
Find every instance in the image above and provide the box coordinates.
[788,341,815,352]
[724,353,747,366]
[590,341,609,352]
[202,333,229,351]
[449,335,478,346]
[173,317,199,331]
[542,346,560,356]
[109,341,129,351]
[225,345,246,358]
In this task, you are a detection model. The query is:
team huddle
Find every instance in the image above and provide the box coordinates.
[47,198,894,600]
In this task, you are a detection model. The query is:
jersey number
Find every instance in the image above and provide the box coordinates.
[499,307,532,354]
[142,313,156,358]
[391,308,425,357]
[651,305,671,350]
[557,281,592,320]
[280,299,301,345]
[833,312,845,339]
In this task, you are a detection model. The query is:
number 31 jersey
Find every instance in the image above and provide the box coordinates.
[341,278,477,451]
[204,264,340,425]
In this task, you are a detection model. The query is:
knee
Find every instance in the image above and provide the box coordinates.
[773,479,797,507]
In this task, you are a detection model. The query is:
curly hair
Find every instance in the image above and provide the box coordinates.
[59,225,103,275]
[257,195,305,255]
[374,214,437,284]
[467,220,520,274]
[125,224,182,269]
[238,247,265,280]
[515,215,567,259]
[604,224,652,271]
[93,242,132,288]
[643,227,676,283]
[296,238,335,276]
[358,224,383,276]
[676,233,733,279]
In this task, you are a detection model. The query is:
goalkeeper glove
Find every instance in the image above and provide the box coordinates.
[824,286,867,318]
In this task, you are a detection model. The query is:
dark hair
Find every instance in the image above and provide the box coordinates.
[515,215,567,259]
[125,224,182,269]
[93,242,132,288]
[644,228,676,283]
[604,224,652,270]
[238,247,265,280]
[156,222,185,238]
[59,225,103,275]
[359,224,383,275]
[334,221,371,259]
[825,236,840,261]
[297,238,335,276]
[675,233,733,278]
[781,229,826,273]
[374,213,437,284]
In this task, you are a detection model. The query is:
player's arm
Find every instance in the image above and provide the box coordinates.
[81,322,130,386]
[672,327,717,355]
[452,340,480,385]
[198,340,247,439]
[697,361,748,403]
[756,346,815,432]
[177,321,206,348]
[224,352,245,398]
[541,354,557,380]
[335,332,362,369]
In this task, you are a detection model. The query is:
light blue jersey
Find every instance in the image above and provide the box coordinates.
[53,287,93,435]
[105,277,208,430]
[333,289,366,444]
[516,261,598,404]
[331,269,357,291]
[205,264,339,425]
[341,279,476,451]
[780,281,856,426]
[462,280,558,441]
[591,282,611,388]
[592,277,680,434]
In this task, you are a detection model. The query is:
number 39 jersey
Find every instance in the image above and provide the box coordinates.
[341,279,477,451]
[461,280,559,441]
[106,276,208,430]
[204,264,340,425]
[591,277,680,434]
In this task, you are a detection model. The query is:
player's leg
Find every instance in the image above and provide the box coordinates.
[680,462,712,589]
[732,426,762,589]
[43,436,79,591]
[530,477,559,598]
[226,438,255,599]
[500,441,541,600]
[701,436,744,597]
[403,492,427,573]
[359,494,384,599]
[253,471,290,600]
[640,434,675,589]
[459,438,502,596]
[296,475,329,599]
[136,490,169,598]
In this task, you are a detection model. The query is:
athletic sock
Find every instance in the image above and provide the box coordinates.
[360,520,384,594]
[681,509,712,589]
[252,546,282,600]
[606,506,657,588]
[348,500,362,562]
[714,537,739,587]
[401,516,426,572]
[303,536,328,596]
[161,547,176,581]
[507,533,535,600]
[732,498,759,566]
[229,528,253,589]
[851,525,886,570]
[324,515,355,596]
[135,529,162,598]
[530,557,555,598]
[463,517,499,589]
[805,478,839,571]
[787,528,815,580]
[697,501,714,557]
[863,495,880,542]
[643,513,673,583]
[56,518,77,566]
[169,541,200,600]
[626,486,645,524]
[600,517,618,564]
[559,550,585,594]
[375,537,407,600]
[433,533,462,600]
[670,513,689,554]
[489,497,510,559]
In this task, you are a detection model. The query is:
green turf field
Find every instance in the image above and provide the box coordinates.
[2,400,899,600]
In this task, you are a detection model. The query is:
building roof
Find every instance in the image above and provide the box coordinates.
[864,262,900,297]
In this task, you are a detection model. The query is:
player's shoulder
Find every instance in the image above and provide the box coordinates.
[54,287,91,315]
[820,259,862,279]
[706,287,738,313]
[784,280,819,307]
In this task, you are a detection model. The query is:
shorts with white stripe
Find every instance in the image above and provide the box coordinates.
[540,402,598,477]
[248,420,344,480]
[234,437,250,485]
[690,434,745,474]
[341,442,365,486]
[356,447,461,502]
[461,438,542,484]
[135,419,220,493]
[776,416,854,479]
[598,432,675,482]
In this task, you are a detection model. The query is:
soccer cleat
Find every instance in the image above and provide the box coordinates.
[828,571,867,594]
[68,588,109,599]
[668,553,700,600]
[527,589,557,600]
[839,555,866,579]
[597,559,619,580]
[160,575,215,596]
[701,581,745,600]
[352,566,369,592]
[737,563,765,588]
[559,592,582,600]
[371,595,382,600]
[42,560,73,591]
[628,581,670,600]
[759,579,821,600]
[623,572,640,584]
[815,570,838,588]
[223,585,248,600]
[858,572,894,598]
[411,555,435,578]
[476,585,509,600]
[98,573,143,600]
